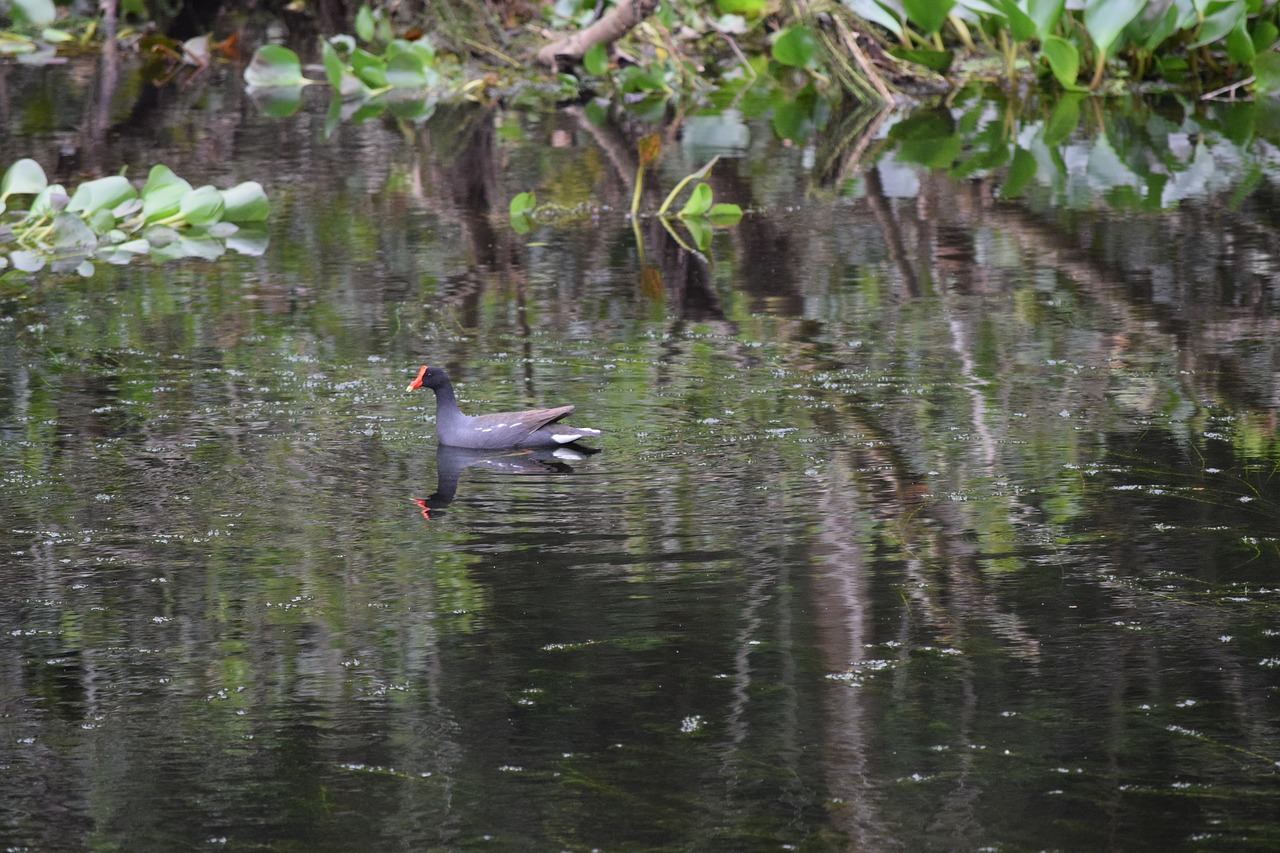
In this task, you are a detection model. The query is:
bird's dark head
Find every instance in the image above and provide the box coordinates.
[406,365,449,392]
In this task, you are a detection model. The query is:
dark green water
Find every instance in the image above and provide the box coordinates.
[2,58,1279,851]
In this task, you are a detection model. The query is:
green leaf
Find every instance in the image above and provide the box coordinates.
[772,25,817,68]
[1226,19,1256,63]
[1128,1,1181,51]
[1084,0,1145,56]
[350,49,389,88]
[41,27,75,43]
[902,0,955,34]
[244,44,308,87]
[26,183,67,220]
[1028,0,1066,39]
[355,5,376,43]
[680,183,714,217]
[66,175,136,217]
[322,38,371,99]
[583,42,608,76]
[141,166,193,222]
[220,182,270,222]
[1,158,48,212]
[847,0,903,36]
[13,0,57,27]
[708,203,743,226]
[385,50,428,88]
[178,185,226,227]
[1191,0,1246,48]
[1252,50,1280,94]
[889,48,954,73]
[888,110,961,168]
[716,0,766,18]
[509,191,537,217]
[1252,20,1279,52]
[52,212,97,250]
[993,0,1038,41]
[1041,36,1088,90]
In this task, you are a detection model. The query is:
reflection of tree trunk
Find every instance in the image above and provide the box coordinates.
[536,0,660,68]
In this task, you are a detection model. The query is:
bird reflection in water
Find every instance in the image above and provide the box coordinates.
[414,443,599,520]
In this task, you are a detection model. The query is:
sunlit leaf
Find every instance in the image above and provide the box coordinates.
[1083,0,1145,56]
[322,38,372,99]
[1,158,48,213]
[509,191,537,216]
[220,182,270,222]
[772,25,817,68]
[244,44,309,87]
[680,183,714,217]
[178,185,226,227]
[26,183,67,220]
[583,42,608,76]
[716,0,766,18]
[385,49,430,88]
[902,0,955,34]
[12,0,57,27]
[66,175,136,217]
[1041,36,1088,91]
[142,166,194,222]
[41,27,75,43]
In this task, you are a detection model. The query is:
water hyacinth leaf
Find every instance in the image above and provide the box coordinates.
[708,203,743,226]
[992,0,1037,41]
[510,191,536,216]
[113,197,143,219]
[1226,19,1255,64]
[1084,0,1145,56]
[350,49,389,88]
[583,42,608,76]
[41,27,75,43]
[13,0,57,27]
[772,25,817,68]
[26,183,67,220]
[902,0,955,34]
[329,34,357,56]
[1253,50,1280,94]
[1253,20,1279,52]
[385,51,428,88]
[355,5,376,43]
[1028,0,1066,40]
[76,260,94,277]
[1190,0,1245,48]
[66,175,136,216]
[680,183,714,217]
[244,44,309,87]
[322,38,371,99]
[846,0,903,36]
[219,182,270,222]
[86,208,116,235]
[1041,36,1087,90]
[179,185,226,227]
[10,249,46,272]
[1,158,47,212]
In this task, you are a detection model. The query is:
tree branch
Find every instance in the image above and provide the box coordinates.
[536,0,661,69]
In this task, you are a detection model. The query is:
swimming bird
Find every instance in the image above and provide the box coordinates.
[407,365,601,449]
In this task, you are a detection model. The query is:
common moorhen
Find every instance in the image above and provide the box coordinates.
[407,365,602,449]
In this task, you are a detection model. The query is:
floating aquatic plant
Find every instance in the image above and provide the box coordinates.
[1,159,270,278]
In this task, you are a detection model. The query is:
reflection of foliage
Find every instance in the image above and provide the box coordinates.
[1,159,269,278]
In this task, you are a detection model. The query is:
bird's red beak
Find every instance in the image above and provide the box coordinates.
[407,365,427,392]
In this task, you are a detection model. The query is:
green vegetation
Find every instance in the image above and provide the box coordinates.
[1,159,269,277]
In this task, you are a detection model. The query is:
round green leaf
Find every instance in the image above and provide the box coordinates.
[1041,36,1087,91]
[509,191,537,217]
[1252,50,1280,95]
[1,158,48,211]
[178,185,226,227]
[583,42,608,76]
[680,183,714,217]
[356,5,376,43]
[244,44,307,87]
[219,182,270,222]
[66,175,136,217]
[13,0,57,27]
[1083,0,1145,56]
[385,50,428,88]
[902,0,955,35]
[708,203,743,226]
[772,25,817,68]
